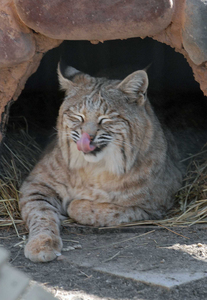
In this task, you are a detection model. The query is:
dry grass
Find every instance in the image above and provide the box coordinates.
[1,130,207,230]
[105,149,207,228]
[0,130,41,232]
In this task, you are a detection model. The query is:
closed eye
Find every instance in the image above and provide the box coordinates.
[98,116,112,124]
[71,114,85,122]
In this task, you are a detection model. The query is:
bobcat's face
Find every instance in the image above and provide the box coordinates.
[63,93,117,163]
[61,87,133,164]
[58,65,150,173]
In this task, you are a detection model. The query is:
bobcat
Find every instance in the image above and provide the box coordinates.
[20,64,183,262]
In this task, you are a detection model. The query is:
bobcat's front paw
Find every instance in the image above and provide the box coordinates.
[24,233,63,262]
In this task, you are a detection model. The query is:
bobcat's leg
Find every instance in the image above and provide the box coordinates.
[20,197,63,262]
[68,199,150,227]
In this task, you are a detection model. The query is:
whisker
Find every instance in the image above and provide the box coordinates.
[60,133,77,142]
[97,136,112,143]
[49,132,58,139]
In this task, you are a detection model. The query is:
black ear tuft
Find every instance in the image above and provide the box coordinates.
[59,58,81,80]
[57,60,80,92]
[58,59,96,92]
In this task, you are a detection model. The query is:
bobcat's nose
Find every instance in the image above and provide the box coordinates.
[88,134,95,141]
[82,122,97,139]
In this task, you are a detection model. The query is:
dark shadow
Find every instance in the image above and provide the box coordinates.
[5,37,207,157]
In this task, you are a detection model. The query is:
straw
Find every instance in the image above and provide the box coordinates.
[1,130,207,231]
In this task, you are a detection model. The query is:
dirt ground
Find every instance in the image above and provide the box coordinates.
[1,224,207,300]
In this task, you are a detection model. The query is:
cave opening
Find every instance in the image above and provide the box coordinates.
[6,37,207,153]
[1,36,207,227]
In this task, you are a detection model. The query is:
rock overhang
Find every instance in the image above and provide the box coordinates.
[1,0,207,141]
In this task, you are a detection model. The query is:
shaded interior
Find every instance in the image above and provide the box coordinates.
[7,37,207,152]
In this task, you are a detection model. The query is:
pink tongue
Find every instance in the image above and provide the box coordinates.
[77,132,96,153]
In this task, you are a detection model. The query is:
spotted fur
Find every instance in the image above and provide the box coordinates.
[20,65,183,262]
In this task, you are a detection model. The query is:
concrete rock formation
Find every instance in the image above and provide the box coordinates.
[14,0,174,40]
[0,0,35,68]
[0,0,207,141]
[182,0,207,66]
[0,247,57,300]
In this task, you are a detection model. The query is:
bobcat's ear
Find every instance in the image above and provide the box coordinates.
[57,62,79,92]
[118,70,148,105]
